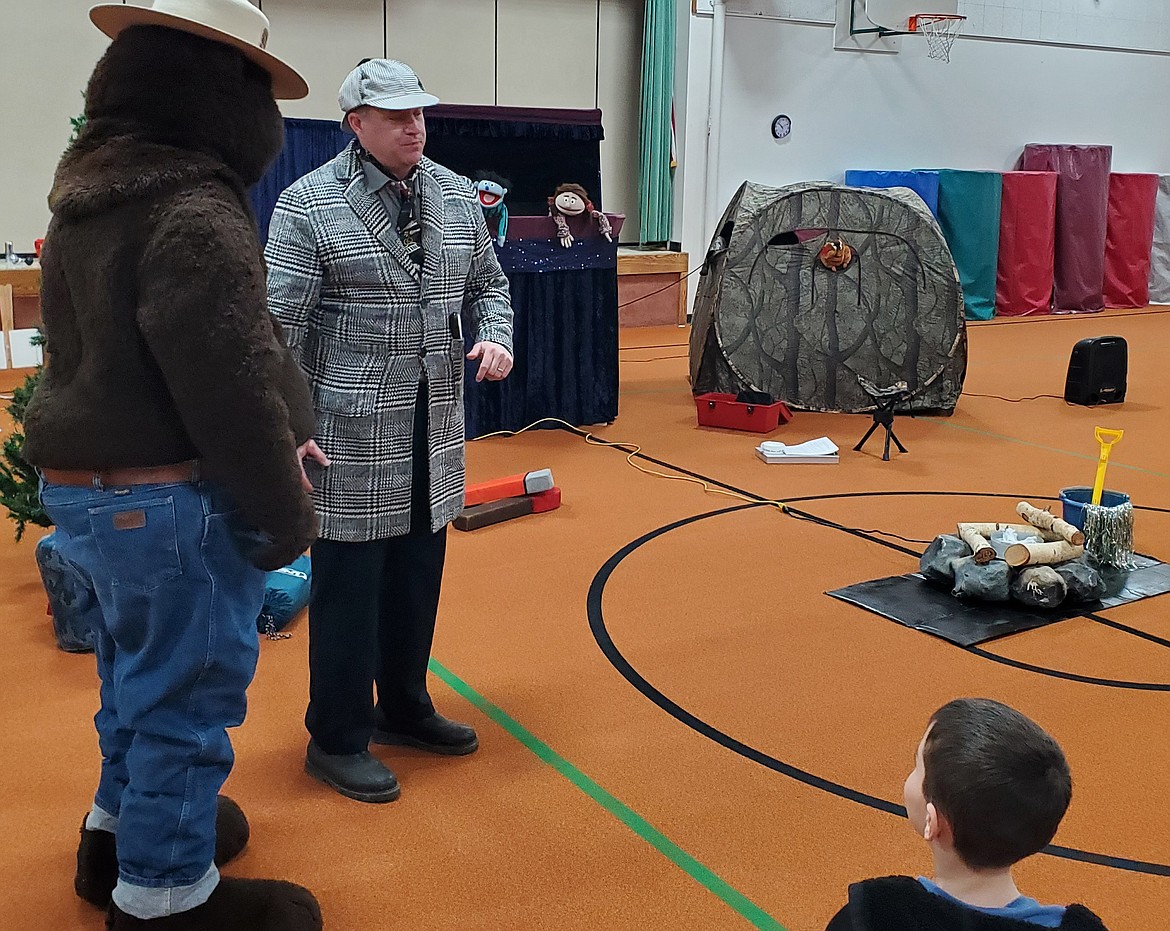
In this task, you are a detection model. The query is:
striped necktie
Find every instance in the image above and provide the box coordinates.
[391,176,424,266]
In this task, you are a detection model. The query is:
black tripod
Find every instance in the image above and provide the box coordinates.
[853,378,911,461]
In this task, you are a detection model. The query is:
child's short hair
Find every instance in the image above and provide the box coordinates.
[923,698,1072,870]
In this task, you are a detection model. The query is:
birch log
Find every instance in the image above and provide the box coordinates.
[956,525,995,564]
[958,522,1058,541]
[1015,502,1085,546]
[1004,540,1084,568]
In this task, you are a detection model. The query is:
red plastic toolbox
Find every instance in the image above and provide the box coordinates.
[694,393,792,433]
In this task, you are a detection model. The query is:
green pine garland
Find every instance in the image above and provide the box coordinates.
[70,92,87,145]
[0,350,50,542]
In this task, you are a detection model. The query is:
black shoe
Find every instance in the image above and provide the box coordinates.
[75,796,250,909]
[304,740,400,803]
[371,712,479,756]
[107,876,321,930]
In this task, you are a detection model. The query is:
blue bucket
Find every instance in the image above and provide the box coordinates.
[1059,486,1130,532]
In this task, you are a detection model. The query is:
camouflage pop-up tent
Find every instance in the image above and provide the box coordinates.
[690,182,967,413]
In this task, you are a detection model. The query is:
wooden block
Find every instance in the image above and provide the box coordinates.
[453,496,534,531]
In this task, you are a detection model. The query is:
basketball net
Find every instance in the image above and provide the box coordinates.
[909,13,965,62]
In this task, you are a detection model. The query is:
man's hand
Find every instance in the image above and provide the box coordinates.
[296,439,330,492]
[467,341,514,383]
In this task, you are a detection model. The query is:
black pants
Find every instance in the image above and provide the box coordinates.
[305,382,448,755]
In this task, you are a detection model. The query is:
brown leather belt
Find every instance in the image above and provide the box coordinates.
[41,460,201,488]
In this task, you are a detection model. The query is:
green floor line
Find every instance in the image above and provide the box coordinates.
[429,659,787,931]
[926,419,1170,482]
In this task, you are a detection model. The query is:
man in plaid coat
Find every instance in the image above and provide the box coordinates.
[266,59,514,803]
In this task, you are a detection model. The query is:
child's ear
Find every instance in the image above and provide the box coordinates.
[924,802,953,846]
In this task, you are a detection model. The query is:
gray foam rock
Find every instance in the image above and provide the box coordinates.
[951,556,1011,602]
[919,534,974,586]
[1083,557,1130,598]
[1055,560,1106,603]
[1010,566,1067,608]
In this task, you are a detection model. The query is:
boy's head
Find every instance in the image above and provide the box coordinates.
[903,698,1072,870]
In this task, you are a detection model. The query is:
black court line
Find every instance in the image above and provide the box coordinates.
[563,425,1170,676]
[586,505,1170,877]
[965,647,1170,691]
[1087,612,1170,650]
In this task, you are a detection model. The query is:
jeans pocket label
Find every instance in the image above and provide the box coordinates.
[112,510,147,531]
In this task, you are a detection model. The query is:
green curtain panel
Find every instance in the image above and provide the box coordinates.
[933,169,1003,321]
[638,0,675,244]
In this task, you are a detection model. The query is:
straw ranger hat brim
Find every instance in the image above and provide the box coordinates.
[89,4,308,100]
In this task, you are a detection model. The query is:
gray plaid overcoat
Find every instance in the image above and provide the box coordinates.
[265,141,513,542]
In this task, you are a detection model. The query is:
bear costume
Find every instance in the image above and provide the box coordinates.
[22,2,322,928]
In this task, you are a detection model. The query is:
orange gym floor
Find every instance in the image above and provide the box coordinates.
[2,308,1169,930]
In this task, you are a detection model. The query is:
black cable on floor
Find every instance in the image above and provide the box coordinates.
[962,391,1065,403]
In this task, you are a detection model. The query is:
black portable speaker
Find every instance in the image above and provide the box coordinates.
[1064,336,1127,406]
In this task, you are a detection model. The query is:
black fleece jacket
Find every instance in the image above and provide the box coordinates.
[23,25,316,569]
[826,876,1109,931]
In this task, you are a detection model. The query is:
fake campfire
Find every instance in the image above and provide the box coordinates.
[920,501,1130,609]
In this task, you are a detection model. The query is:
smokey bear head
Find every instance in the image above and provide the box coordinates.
[82,24,284,186]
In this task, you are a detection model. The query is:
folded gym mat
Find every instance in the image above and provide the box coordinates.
[1104,173,1159,308]
[1020,144,1112,313]
[996,171,1057,317]
[844,170,940,216]
[1149,176,1170,304]
[931,169,1002,320]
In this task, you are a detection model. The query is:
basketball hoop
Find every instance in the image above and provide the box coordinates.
[908,13,965,62]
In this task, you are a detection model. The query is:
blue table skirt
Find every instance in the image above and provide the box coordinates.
[463,237,619,438]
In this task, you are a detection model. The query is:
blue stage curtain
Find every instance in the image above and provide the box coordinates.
[464,239,619,438]
[251,118,349,244]
[252,110,606,240]
[424,105,604,217]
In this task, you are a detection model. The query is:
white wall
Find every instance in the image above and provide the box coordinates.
[673,13,1170,276]
[1,0,644,249]
[1,0,112,252]
[18,4,1161,265]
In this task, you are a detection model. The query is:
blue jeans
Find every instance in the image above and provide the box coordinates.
[40,478,265,918]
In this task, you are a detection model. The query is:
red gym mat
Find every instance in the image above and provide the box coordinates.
[1104,173,1159,308]
[996,171,1057,316]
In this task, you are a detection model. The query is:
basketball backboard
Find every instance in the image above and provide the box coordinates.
[834,0,899,53]
[834,0,960,55]
[864,0,958,33]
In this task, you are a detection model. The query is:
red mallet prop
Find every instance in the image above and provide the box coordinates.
[529,487,561,513]
[453,487,562,532]
[464,469,554,507]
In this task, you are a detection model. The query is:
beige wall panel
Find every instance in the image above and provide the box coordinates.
[383,0,496,106]
[598,0,644,241]
[263,0,384,120]
[496,0,599,109]
[2,0,112,248]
